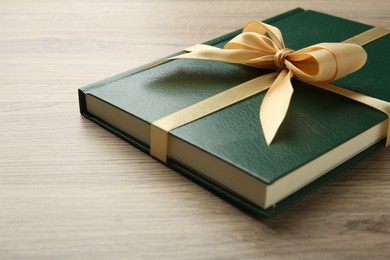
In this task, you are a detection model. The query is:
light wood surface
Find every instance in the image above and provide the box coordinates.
[1,0,389,259]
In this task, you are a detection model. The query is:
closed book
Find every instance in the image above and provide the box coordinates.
[78,8,389,217]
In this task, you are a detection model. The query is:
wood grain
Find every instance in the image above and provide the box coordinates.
[0,0,389,259]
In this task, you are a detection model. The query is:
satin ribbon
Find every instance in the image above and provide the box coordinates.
[149,24,389,162]
[171,21,368,145]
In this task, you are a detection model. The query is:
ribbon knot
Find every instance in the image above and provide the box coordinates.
[172,20,367,145]
[274,48,294,70]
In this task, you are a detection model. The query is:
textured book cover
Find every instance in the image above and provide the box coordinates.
[79,8,389,217]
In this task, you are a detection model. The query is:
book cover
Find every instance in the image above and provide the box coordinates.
[79,8,389,217]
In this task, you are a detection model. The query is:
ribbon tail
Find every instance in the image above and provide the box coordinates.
[171,44,239,62]
[170,44,277,68]
[260,69,294,145]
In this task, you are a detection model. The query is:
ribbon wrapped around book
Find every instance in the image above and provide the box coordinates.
[149,22,389,162]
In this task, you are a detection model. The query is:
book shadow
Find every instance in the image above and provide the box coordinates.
[144,59,271,97]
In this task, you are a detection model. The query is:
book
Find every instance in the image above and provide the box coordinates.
[78,8,389,217]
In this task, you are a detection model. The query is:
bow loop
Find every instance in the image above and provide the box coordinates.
[243,20,286,50]
[224,32,279,54]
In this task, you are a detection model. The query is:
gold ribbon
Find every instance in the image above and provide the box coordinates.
[150,22,389,162]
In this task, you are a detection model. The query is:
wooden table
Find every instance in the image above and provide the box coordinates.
[1,0,389,258]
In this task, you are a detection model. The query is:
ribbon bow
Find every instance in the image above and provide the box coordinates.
[173,21,367,144]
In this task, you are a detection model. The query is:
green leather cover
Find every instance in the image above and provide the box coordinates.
[79,8,389,217]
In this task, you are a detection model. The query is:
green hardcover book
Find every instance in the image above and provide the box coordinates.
[78,8,389,217]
